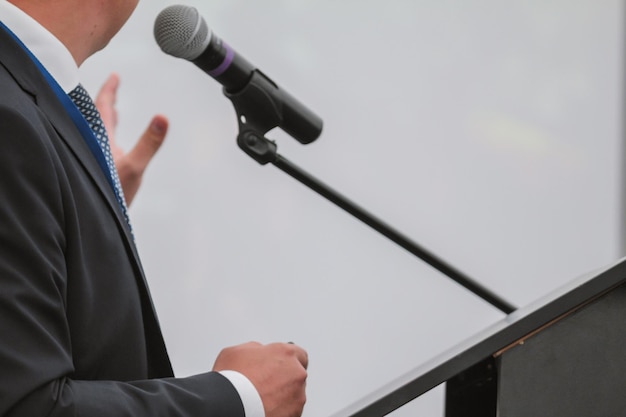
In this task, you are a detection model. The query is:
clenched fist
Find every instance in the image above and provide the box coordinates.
[213,342,309,417]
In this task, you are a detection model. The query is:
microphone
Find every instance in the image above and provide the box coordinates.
[153,5,323,144]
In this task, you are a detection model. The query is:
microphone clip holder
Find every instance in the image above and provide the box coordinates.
[225,70,322,162]
[224,71,281,164]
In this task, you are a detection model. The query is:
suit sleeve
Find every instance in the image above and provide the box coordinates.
[0,104,246,416]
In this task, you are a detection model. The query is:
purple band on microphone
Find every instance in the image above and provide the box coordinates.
[208,42,235,77]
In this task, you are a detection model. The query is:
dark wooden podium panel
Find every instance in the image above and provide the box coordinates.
[331,258,626,417]
[496,282,626,417]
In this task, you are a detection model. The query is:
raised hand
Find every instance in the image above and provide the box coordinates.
[95,73,168,206]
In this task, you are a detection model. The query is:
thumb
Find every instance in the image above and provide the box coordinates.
[117,115,168,205]
[127,115,168,171]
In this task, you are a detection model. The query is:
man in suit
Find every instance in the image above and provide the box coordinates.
[0,1,308,417]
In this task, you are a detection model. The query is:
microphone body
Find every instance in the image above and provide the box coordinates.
[193,33,252,93]
[154,5,323,144]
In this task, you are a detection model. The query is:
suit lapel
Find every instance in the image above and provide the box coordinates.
[0,25,172,375]
[0,24,132,244]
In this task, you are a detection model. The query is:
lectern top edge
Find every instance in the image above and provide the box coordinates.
[331,257,626,417]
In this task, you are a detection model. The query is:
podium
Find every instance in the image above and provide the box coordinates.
[331,258,626,417]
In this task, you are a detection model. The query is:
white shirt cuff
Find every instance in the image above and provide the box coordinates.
[219,370,265,417]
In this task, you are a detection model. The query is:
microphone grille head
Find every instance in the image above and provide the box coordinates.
[154,5,210,60]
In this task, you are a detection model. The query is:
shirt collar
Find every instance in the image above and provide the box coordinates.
[0,1,79,93]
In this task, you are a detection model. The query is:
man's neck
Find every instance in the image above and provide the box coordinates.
[7,0,99,66]
[0,1,79,91]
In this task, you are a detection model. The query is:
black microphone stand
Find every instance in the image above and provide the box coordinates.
[223,71,516,315]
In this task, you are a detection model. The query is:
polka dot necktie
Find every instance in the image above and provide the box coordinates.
[68,84,131,229]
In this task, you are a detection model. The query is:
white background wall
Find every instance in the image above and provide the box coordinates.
[81,1,624,415]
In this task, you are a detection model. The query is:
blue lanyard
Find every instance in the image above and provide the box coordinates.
[0,21,118,195]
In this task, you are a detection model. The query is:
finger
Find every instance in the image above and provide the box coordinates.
[287,343,309,370]
[116,115,168,206]
[95,72,120,108]
[96,73,120,135]
[126,115,168,171]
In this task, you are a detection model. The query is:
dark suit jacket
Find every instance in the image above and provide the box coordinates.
[0,24,245,417]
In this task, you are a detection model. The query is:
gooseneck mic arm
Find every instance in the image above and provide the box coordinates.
[271,156,517,315]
